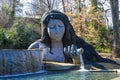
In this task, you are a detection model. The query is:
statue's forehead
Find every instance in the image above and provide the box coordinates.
[48,19,64,24]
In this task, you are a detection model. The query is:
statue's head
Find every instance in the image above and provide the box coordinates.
[40,10,76,47]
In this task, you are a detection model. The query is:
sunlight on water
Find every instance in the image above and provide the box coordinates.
[78,68,89,72]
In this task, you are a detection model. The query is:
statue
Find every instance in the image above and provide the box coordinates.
[28,10,80,64]
[28,10,120,69]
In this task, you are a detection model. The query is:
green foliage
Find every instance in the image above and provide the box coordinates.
[0,28,12,49]
[0,28,6,48]
[2,5,10,16]
[96,47,111,53]
[97,27,106,47]
[2,5,8,12]
[12,22,40,49]
[86,21,113,53]
[0,22,40,49]
[87,21,95,27]
[95,26,113,53]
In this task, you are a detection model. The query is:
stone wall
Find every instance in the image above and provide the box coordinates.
[0,50,43,75]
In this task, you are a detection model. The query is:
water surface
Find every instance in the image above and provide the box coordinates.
[0,70,119,80]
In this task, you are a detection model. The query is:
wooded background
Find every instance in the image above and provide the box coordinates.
[0,0,120,58]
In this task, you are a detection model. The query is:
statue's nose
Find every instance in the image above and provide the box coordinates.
[55,25,60,33]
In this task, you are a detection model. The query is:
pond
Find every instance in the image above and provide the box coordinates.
[0,70,120,80]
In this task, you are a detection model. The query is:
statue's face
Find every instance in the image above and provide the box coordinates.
[47,19,65,41]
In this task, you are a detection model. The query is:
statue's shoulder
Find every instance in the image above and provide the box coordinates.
[28,40,47,50]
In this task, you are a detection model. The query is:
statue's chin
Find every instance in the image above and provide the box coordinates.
[51,37,62,41]
[54,38,62,42]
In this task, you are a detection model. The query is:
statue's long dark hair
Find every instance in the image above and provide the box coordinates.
[39,10,76,56]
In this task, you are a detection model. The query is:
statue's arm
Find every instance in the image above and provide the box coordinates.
[28,41,47,50]
[28,41,40,50]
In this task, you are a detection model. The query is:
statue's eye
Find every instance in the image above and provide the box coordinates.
[49,25,55,29]
[58,25,63,27]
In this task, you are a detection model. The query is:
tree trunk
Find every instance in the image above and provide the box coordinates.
[91,0,98,29]
[110,0,120,58]
[75,0,82,13]
[91,0,97,12]
[3,0,15,28]
[62,0,66,12]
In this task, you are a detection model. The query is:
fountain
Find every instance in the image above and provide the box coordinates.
[0,49,120,79]
[76,48,120,73]
[76,48,89,72]
[78,48,85,69]
[0,10,120,79]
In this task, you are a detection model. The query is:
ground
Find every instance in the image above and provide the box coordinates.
[97,53,120,69]
[99,53,120,64]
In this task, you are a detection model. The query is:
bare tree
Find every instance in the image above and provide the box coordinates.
[0,0,22,28]
[61,0,76,12]
[46,0,54,10]
[4,0,22,28]
[110,0,120,58]
[26,0,56,18]
[98,0,111,29]
[62,0,66,12]
[75,0,82,13]
[91,0,98,12]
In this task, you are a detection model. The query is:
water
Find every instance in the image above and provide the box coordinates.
[0,70,119,80]
[79,50,85,70]
[79,52,89,71]
[77,48,88,71]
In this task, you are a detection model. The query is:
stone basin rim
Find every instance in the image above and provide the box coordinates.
[77,69,119,72]
[0,49,43,51]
